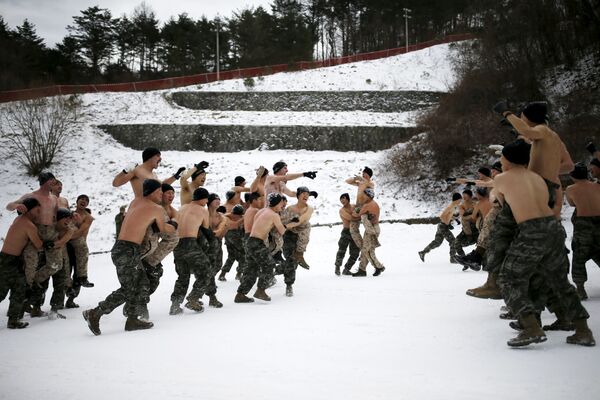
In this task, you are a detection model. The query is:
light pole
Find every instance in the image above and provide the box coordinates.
[216,15,220,81]
[403,8,412,53]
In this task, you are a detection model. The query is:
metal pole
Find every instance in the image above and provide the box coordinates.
[403,8,412,53]
[216,18,220,81]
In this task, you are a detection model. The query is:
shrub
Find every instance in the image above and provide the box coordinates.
[0,95,82,175]
[243,77,255,88]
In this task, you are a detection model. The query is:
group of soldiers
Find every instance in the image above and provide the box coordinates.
[1,147,385,335]
[418,101,600,348]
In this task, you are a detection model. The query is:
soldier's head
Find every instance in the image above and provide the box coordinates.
[267,193,285,212]
[76,194,90,209]
[207,193,221,209]
[192,187,209,206]
[21,197,41,222]
[273,161,287,176]
[501,139,531,171]
[142,147,161,169]
[248,192,263,208]
[570,162,589,182]
[590,158,600,180]
[340,193,350,206]
[363,166,373,180]
[143,179,163,204]
[191,168,206,186]
[38,171,56,190]
[161,184,175,205]
[56,208,73,228]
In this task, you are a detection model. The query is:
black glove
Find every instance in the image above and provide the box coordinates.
[499,118,512,127]
[445,177,456,183]
[465,181,476,186]
[216,206,226,213]
[493,101,510,115]
[43,240,54,250]
[195,161,209,170]
[291,217,300,223]
[200,226,215,241]
[448,224,454,230]
[173,167,185,179]
[586,141,597,155]
[166,220,178,229]
[303,171,317,179]
[309,191,318,198]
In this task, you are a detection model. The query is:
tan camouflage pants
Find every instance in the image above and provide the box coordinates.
[267,228,284,255]
[23,224,62,285]
[290,224,311,253]
[143,230,179,267]
[69,236,89,279]
[358,216,383,270]
[477,204,501,250]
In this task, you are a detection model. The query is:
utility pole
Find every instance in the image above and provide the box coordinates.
[403,8,412,53]
[216,15,220,81]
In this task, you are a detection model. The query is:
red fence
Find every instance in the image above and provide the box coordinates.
[0,33,474,103]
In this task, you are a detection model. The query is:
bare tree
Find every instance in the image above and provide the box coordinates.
[0,95,81,175]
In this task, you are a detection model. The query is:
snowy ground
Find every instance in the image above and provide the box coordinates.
[1,41,599,399]
[0,223,598,400]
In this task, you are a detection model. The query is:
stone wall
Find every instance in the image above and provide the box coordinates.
[171,90,442,112]
[99,124,419,152]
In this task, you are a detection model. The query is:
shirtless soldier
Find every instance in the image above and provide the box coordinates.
[0,198,43,329]
[83,179,176,335]
[112,147,184,199]
[235,193,291,303]
[566,163,600,300]
[66,195,95,308]
[169,188,212,315]
[418,193,462,263]
[346,167,375,249]
[335,193,360,276]
[179,161,209,205]
[352,188,385,276]
[494,140,594,347]
[493,101,574,217]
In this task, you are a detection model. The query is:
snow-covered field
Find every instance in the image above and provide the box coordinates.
[1,41,599,400]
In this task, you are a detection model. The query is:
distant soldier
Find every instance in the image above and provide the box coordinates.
[418,193,462,263]
[351,188,385,276]
[179,161,209,205]
[335,193,360,276]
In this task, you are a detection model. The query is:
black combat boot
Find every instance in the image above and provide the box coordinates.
[82,308,102,336]
[209,295,223,308]
[125,317,154,331]
[373,267,385,276]
[169,302,183,315]
[218,271,227,282]
[79,277,94,288]
[234,292,254,303]
[7,318,29,329]
[65,297,79,308]
[352,269,366,277]
[30,306,47,318]
[507,313,547,347]
[342,268,352,275]
[253,288,271,301]
[285,285,294,297]
[418,251,425,262]
[185,299,204,312]
[576,283,588,300]
[566,319,596,346]
[335,265,341,276]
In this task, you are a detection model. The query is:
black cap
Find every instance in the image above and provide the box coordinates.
[161,183,174,193]
[232,205,245,215]
[273,161,287,174]
[234,176,245,186]
[452,193,462,201]
[225,191,236,201]
[22,197,40,211]
[191,168,206,181]
[570,162,588,180]
[363,166,373,178]
[522,102,548,125]
[207,193,220,205]
[502,139,531,166]
[476,187,488,197]
[77,194,90,202]
[296,186,310,197]
[142,147,161,162]
[478,167,491,178]
[268,193,283,207]
[193,187,209,201]
[462,189,473,197]
[57,208,73,221]
[38,171,56,186]
[248,192,261,203]
[143,179,162,197]
[492,161,502,172]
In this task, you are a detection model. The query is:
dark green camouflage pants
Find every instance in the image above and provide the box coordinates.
[283,230,299,286]
[452,224,478,257]
[335,228,360,269]
[571,216,600,284]
[498,216,589,321]
[203,235,222,297]
[170,238,210,304]
[0,253,27,319]
[422,223,455,256]
[484,203,517,273]
[238,237,275,294]
[97,241,148,317]
[222,229,245,274]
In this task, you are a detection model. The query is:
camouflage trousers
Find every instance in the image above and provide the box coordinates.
[170,238,211,304]
[452,225,479,257]
[571,216,600,284]
[68,236,89,281]
[23,224,62,285]
[267,228,284,256]
[498,216,589,321]
[349,221,363,249]
[238,237,276,294]
[222,229,246,274]
[141,228,179,268]
[0,252,27,319]
[28,247,68,310]
[202,235,222,298]
[422,223,455,256]
[359,218,383,271]
[97,241,148,318]
[335,228,360,269]
[290,224,311,253]
[282,230,300,286]
[477,204,501,250]
[484,203,517,273]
